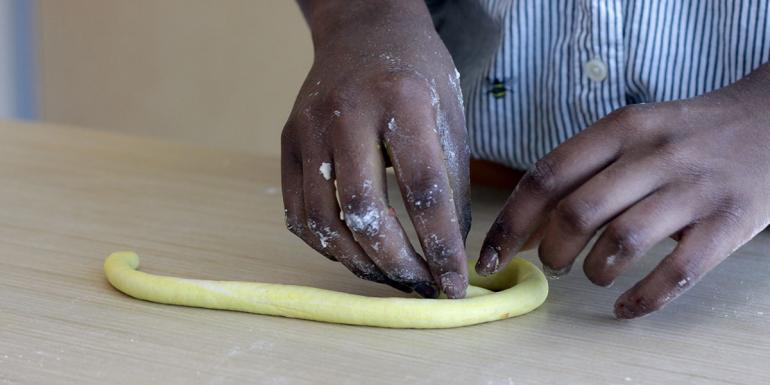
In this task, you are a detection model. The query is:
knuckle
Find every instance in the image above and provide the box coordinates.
[664,159,714,186]
[373,70,433,103]
[281,123,301,151]
[607,104,649,129]
[280,125,292,145]
[405,178,447,212]
[584,266,614,287]
[304,210,328,229]
[651,133,682,157]
[604,223,645,257]
[285,214,306,238]
[519,158,561,195]
[683,166,714,186]
[661,100,691,121]
[305,210,322,226]
[285,221,305,238]
[341,201,384,238]
[555,198,599,234]
[604,104,662,141]
[714,195,747,225]
[285,212,339,260]
[326,87,357,111]
[305,212,341,250]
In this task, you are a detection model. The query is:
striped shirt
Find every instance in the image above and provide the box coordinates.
[430,1,770,170]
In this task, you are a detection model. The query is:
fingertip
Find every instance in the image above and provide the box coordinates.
[541,262,572,280]
[583,260,616,288]
[613,291,635,319]
[439,271,467,299]
[475,245,500,276]
[613,301,635,320]
[587,274,615,288]
[537,235,582,281]
[613,291,656,320]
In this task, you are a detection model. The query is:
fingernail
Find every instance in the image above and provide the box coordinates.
[541,263,572,280]
[476,246,500,276]
[440,272,467,299]
[414,282,439,299]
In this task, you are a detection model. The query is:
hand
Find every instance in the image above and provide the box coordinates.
[282,1,471,298]
[477,63,770,318]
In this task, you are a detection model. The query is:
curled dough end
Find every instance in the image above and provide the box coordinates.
[104,251,548,329]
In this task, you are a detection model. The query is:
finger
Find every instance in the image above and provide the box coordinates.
[520,220,547,251]
[280,129,328,257]
[538,155,667,276]
[384,101,468,298]
[476,116,625,276]
[301,153,411,291]
[582,185,703,287]
[436,73,472,239]
[333,115,438,298]
[614,212,754,319]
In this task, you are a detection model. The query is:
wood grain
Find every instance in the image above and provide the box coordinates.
[1,121,768,385]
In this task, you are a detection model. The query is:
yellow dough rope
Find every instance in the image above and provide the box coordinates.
[104,251,548,329]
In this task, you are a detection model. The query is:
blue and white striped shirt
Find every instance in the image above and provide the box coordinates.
[431,1,770,170]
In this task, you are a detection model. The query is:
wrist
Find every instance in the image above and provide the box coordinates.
[712,62,770,121]
[298,0,435,50]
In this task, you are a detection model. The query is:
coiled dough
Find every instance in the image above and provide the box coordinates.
[104,251,548,329]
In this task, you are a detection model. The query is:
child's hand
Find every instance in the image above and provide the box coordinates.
[282,1,470,298]
[478,63,770,318]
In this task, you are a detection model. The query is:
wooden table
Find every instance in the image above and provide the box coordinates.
[1,121,768,385]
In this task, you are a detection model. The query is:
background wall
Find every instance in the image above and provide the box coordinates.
[38,0,313,156]
[0,0,13,118]
[0,0,37,119]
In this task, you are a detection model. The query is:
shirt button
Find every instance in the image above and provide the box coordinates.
[584,58,608,81]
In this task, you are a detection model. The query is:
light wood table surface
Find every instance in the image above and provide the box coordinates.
[1,121,768,385]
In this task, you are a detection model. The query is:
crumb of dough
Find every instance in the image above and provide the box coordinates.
[319,162,332,181]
